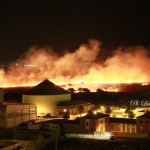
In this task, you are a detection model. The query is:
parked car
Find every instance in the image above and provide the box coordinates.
[110,135,117,140]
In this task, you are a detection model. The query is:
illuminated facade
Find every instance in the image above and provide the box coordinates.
[108,118,136,133]
[63,113,137,134]
[0,102,36,128]
[85,117,136,134]
[56,100,93,115]
[22,79,71,116]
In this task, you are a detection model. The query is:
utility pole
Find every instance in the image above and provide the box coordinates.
[55,137,57,150]
[13,110,16,140]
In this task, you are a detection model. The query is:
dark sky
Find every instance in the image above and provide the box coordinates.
[0,0,150,63]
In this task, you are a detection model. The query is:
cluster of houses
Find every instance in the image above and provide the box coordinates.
[0,79,150,149]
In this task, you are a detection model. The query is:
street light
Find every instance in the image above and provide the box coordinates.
[63,109,67,112]
[94,111,97,115]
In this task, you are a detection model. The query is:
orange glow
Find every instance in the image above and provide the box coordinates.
[0,39,150,92]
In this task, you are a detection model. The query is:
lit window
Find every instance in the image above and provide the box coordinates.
[140,126,143,130]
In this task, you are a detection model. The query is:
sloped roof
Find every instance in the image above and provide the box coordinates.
[109,118,136,124]
[24,79,70,95]
[137,112,150,118]
[57,100,91,107]
[81,113,109,119]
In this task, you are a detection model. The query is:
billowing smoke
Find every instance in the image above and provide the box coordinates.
[0,39,150,91]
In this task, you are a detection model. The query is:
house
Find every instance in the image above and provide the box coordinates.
[80,113,109,134]
[22,79,71,116]
[0,102,36,128]
[136,112,150,134]
[63,113,137,135]
[108,118,136,133]
[56,100,93,116]
[61,113,109,134]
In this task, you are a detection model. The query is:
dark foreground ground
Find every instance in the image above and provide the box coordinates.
[43,138,150,150]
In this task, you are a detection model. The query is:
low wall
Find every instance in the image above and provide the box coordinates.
[0,141,20,150]
[113,132,148,139]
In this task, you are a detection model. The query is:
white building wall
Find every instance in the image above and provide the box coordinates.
[22,94,71,115]
[0,104,37,129]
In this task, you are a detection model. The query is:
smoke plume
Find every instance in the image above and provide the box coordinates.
[0,39,150,91]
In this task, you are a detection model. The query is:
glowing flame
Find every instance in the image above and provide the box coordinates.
[0,39,150,92]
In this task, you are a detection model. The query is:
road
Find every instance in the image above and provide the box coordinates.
[43,135,150,150]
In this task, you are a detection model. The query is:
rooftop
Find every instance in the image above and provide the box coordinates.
[81,112,109,119]
[137,111,150,118]
[109,117,136,124]
[57,100,91,107]
[24,79,70,95]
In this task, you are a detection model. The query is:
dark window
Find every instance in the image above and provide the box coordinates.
[87,129,89,133]
[87,122,89,126]
[140,120,142,123]
[100,120,103,123]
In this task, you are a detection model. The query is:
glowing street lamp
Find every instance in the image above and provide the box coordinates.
[94,110,97,114]
[63,109,67,112]
[101,106,104,109]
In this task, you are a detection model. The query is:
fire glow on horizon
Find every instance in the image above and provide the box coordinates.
[0,39,150,92]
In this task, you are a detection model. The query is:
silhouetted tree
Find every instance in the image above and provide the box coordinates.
[68,88,75,93]
[124,106,131,114]
[78,88,83,92]
[105,106,112,115]
[96,88,104,93]
[128,111,135,118]
[63,111,70,120]
[77,88,90,93]
[86,109,93,116]
[86,106,98,115]
[82,88,90,93]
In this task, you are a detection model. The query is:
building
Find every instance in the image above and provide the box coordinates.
[63,113,138,135]
[56,100,93,116]
[136,112,150,134]
[0,102,36,128]
[28,121,60,136]
[80,113,109,134]
[22,79,71,116]
[108,118,136,133]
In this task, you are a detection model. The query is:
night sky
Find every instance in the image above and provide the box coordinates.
[0,0,150,63]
